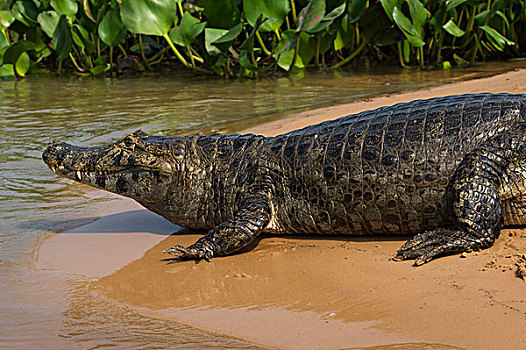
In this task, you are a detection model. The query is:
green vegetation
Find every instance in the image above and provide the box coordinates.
[0,0,523,79]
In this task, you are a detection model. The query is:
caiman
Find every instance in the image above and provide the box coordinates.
[42,93,526,265]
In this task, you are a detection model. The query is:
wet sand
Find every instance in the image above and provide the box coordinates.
[38,69,526,349]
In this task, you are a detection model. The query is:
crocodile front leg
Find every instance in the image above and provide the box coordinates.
[395,145,506,265]
[165,196,271,261]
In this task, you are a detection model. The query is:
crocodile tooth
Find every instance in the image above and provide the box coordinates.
[51,165,56,173]
[76,171,82,179]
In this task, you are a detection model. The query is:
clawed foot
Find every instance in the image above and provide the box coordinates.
[394,229,477,266]
[164,242,214,261]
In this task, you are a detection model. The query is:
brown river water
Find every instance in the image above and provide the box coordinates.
[2,63,526,349]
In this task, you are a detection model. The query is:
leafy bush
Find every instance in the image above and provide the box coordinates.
[0,0,522,79]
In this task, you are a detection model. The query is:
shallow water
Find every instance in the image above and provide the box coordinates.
[2,62,525,348]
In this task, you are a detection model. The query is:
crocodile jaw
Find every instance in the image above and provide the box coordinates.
[43,141,173,203]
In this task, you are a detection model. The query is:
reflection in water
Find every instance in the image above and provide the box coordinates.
[2,62,526,348]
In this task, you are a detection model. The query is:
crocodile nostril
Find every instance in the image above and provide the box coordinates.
[42,143,67,165]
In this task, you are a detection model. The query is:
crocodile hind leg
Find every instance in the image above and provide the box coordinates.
[165,197,271,261]
[395,145,508,265]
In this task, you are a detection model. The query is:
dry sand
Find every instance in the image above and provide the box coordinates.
[38,69,526,349]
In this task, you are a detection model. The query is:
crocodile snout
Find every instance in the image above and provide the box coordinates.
[42,141,68,169]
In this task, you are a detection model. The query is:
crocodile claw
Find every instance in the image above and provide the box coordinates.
[165,244,213,261]
[394,229,474,266]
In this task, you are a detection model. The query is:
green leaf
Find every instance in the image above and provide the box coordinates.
[209,22,242,53]
[12,1,39,27]
[0,64,16,80]
[72,27,84,52]
[0,45,7,65]
[445,0,470,11]
[213,22,243,44]
[443,19,464,37]
[239,51,273,72]
[490,0,506,10]
[90,63,110,76]
[307,3,346,33]
[276,30,316,70]
[360,3,396,44]
[98,8,127,47]
[475,0,505,26]
[347,0,367,24]
[0,30,7,49]
[404,34,424,47]
[333,30,351,51]
[379,0,398,22]
[168,27,184,46]
[382,0,428,43]
[429,6,447,35]
[73,24,95,54]
[375,27,403,46]
[392,6,416,36]
[494,10,510,32]
[333,31,346,51]
[37,10,60,38]
[51,14,72,60]
[406,0,429,30]
[488,0,506,21]
[325,3,346,22]
[333,15,350,51]
[243,0,290,32]
[182,13,206,44]
[0,10,15,30]
[3,40,35,64]
[120,0,177,36]
[25,26,44,50]
[168,12,206,47]
[50,0,78,20]
[205,28,227,55]
[15,51,30,76]
[318,30,334,54]
[296,0,325,33]
[277,35,297,55]
[475,10,489,26]
[479,25,514,51]
[392,6,424,47]
[36,47,53,62]
[199,0,241,29]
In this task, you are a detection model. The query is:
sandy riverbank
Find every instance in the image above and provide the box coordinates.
[38,69,526,349]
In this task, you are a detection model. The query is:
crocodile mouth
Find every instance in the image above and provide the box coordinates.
[48,163,170,182]
[43,142,173,202]
[43,141,173,180]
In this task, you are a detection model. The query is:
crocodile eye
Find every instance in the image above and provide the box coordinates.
[124,137,135,148]
[172,147,184,158]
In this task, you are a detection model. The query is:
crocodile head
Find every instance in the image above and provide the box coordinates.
[42,130,176,203]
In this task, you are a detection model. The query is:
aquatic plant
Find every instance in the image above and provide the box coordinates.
[0,0,522,78]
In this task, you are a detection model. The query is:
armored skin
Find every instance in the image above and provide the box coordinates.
[42,93,526,265]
